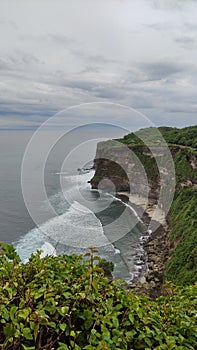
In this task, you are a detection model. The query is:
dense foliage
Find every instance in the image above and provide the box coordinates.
[0,244,197,350]
[159,126,197,149]
[119,125,197,149]
[173,149,197,185]
[166,187,197,285]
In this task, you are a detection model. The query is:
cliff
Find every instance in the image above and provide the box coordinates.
[91,142,161,204]
[90,126,197,289]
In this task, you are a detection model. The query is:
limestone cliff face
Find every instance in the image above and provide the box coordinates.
[90,140,160,203]
[91,140,197,207]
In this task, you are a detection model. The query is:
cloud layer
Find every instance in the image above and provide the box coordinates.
[0,0,197,128]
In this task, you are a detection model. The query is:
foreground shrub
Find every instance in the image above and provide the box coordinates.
[0,244,197,349]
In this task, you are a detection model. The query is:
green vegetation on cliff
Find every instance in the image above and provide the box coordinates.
[123,127,197,286]
[159,125,197,148]
[172,148,197,185]
[166,187,197,285]
[91,125,197,286]
[119,125,197,149]
[0,244,197,349]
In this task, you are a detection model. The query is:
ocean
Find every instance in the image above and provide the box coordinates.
[0,129,147,283]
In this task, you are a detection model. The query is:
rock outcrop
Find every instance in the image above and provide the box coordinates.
[131,219,170,299]
[90,141,161,204]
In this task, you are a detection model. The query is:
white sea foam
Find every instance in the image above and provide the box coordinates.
[55,172,68,175]
[63,170,94,186]
[15,170,144,281]
[40,242,57,258]
[108,193,143,223]
[15,232,56,262]
[15,200,116,262]
[114,248,120,254]
[41,201,112,248]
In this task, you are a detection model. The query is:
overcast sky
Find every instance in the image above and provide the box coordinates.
[0,0,197,129]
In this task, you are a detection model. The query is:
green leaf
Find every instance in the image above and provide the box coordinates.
[92,280,98,292]
[3,324,14,337]
[57,342,69,350]
[70,330,76,337]
[18,307,31,320]
[84,317,94,330]
[1,306,10,321]
[79,292,86,299]
[22,345,35,350]
[128,313,134,324]
[23,327,33,340]
[60,323,67,331]
[2,244,20,261]
[33,323,39,342]
[10,305,18,321]
[60,306,69,315]
[126,330,137,339]
[49,321,57,329]
[112,316,119,328]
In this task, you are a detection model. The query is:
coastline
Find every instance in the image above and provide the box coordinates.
[116,191,170,299]
[116,192,167,226]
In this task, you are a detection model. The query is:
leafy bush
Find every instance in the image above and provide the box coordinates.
[159,125,197,148]
[0,244,197,349]
[97,259,114,276]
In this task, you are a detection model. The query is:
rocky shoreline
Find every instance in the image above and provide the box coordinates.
[132,220,170,299]
[116,193,170,299]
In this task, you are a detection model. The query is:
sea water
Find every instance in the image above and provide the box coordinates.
[0,129,147,282]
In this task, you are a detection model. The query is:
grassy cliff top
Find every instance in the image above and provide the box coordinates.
[117,125,197,149]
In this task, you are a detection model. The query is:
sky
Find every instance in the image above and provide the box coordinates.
[0,0,197,129]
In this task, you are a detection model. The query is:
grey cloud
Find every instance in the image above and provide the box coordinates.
[150,0,196,11]
[20,33,76,47]
[175,36,196,48]
[52,77,98,92]
[43,72,121,99]
[87,54,120,65]
[92,86,124,100]
[130,96,154,109]
[52,77,124,100]
[145,22,174,31]
[61,78,124,100]
[0,51,43,73]
[150,113,197,128]
[80,65,100,74]
[175,36,195,44]
[0,17,18,30]
[124,62,185,86]
[9,52,42,66]
[48,34,76,46]
[72,50,121,66]
[0,57,11,71]
[139,62,184,81]
[0,98,57,122]
[184,22,197,31]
